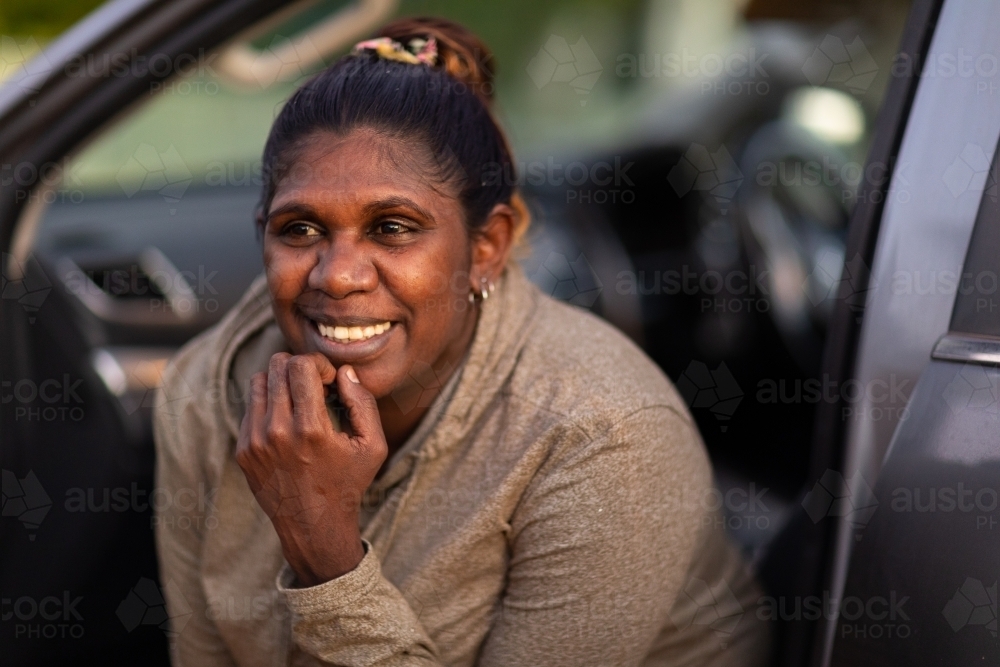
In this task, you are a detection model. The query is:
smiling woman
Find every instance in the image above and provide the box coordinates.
[153,16,770,667]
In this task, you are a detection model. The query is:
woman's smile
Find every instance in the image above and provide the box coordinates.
[304,312,401,363]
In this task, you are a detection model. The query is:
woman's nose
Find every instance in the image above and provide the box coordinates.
[308,237,379,298]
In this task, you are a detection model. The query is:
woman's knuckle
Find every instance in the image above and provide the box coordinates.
[265,423,288,443]
[287,356,310,373]
[268,353,290,374]
[297,420,323,441]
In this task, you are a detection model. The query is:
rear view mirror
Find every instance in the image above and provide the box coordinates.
[215,0,398,88]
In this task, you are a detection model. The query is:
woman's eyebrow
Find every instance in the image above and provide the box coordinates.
[363,196,435,222]
[266,202,321,221]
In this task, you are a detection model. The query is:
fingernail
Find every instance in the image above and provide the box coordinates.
[345,367,359,383]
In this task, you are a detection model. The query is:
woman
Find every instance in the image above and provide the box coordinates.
[154,17,770,667]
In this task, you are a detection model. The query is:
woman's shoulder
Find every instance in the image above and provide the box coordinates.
[510,291,696,439]
[156,274,273,438]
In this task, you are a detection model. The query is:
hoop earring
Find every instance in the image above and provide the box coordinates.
[470,276,496,303]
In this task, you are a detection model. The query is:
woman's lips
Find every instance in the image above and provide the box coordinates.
[317,321,392,343]
[306,318,397,362]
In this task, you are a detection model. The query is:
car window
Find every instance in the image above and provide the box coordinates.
[947,135,1000,338]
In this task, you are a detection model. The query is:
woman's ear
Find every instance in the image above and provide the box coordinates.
[469,203,516,288]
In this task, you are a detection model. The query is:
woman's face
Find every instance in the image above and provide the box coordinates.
[262,128,481,400]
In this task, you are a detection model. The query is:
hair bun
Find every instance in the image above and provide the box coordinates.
[378,17,495,105]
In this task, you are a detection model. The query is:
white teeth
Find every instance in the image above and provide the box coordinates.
[318,321,392,343]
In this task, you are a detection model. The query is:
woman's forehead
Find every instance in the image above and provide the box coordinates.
[270,128,461,217]
[271,128,459,214]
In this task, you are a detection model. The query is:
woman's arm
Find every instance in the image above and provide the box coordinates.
[476,405,712,666]
[276,540,440,664]
[237,352,441,665]
[276,405,713,667]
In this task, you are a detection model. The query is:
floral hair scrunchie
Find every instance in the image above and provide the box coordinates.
[352,36,438,66]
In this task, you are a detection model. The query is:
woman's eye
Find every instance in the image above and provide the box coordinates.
[375,220,410,236]
[282,222,322,239]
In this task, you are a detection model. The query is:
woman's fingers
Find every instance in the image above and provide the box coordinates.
[265,353,293,430]
[236,372,268,474]
[287,355,330,429]
[335,365,388,461]
[246,371,268,444]
[300,352,336,386]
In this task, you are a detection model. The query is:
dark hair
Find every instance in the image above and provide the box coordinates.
[258,17,529,239]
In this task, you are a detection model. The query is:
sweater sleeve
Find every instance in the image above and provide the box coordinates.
[276,404,711,667]
[276,540,440,665]
[154,366,237,667]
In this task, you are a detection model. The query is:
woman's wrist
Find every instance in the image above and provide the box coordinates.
[278,520,366,588]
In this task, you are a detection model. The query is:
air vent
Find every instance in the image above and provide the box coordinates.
[57,247,198,325]
[78,264,168,301]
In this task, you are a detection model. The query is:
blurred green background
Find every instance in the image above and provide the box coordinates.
[1,0,909,194]
[0,0,106,39]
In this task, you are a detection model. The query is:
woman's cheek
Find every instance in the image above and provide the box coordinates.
[265,246,311,299]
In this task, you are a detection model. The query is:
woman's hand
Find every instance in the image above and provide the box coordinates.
[236,352,388,587]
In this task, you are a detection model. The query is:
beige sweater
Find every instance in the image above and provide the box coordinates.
[154,265,770,667]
